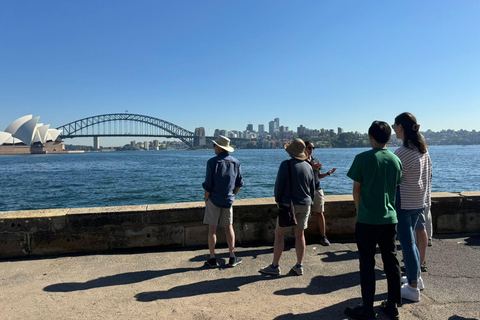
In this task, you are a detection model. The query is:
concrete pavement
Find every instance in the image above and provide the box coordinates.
[1,234,479,320]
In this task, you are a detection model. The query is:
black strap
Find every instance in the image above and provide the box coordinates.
[287,159,293,200]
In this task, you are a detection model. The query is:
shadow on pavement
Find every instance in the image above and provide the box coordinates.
[464,235,480,247]
[273,294,389,320]
[189,246,286,263]
[135,274,284,302]
[318,250,358,263]
[43,266,205,292]
[275,269,385,296]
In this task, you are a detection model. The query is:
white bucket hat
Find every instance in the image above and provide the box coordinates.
[213,135,234,152]
[285,139,307,160]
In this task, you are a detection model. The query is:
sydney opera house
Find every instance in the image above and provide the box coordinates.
[0,115,66,155]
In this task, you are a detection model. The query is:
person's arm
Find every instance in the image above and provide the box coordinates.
[353,181,361,213]
[233,187,241,196]
[318,167,337,179]
[274,161,286,204]
[202,160,214,202]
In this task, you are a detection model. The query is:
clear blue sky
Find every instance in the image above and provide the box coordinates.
[1,1,479,146]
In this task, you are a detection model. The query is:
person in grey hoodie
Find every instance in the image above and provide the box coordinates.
[259,139,315,276]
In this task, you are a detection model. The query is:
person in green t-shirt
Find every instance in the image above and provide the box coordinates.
[344,121,403,320]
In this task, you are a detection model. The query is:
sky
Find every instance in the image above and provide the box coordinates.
[1,1,479,146]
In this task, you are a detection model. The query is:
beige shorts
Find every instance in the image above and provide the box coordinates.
[312,189,325,213]
[276,204,311,230]
[203,199,233,226]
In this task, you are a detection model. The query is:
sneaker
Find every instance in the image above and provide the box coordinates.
[205,258,218,268]
[227,256,242,267]
[428,238,433,246]
[380,300,399,320]
[344,304,377,320]
[401,283,420,302]
[319,235,330,246]
[290,264,303,276]
[401,276,424,290]
[259,264,280,275]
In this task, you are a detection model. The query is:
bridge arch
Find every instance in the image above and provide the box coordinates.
[56,113,196,148]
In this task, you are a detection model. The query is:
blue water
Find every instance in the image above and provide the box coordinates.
[1,145,479,212]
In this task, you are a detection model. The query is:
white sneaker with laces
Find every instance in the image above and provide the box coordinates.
[401,283,420,302]
[401,276,424,290]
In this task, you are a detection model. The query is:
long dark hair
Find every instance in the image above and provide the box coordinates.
[394,112,427,154]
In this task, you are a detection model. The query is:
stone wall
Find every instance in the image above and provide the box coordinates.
[1,192,479,259]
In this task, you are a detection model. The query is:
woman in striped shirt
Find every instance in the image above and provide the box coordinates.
[393,112,432,302]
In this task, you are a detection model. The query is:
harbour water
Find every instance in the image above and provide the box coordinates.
[1,145,479,212]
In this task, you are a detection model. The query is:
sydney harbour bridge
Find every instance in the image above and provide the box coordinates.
[56,113,237,148]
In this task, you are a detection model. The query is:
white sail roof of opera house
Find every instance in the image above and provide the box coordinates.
[0,131,12,145]
[1,115,63,146]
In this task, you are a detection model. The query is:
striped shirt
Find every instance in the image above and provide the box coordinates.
[394,146,432,210]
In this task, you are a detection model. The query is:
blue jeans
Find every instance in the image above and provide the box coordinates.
[396,207,424,284]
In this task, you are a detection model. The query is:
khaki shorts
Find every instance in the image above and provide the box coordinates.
[312,189,325,213]
[203,199,233,226]
[276,204,311,230]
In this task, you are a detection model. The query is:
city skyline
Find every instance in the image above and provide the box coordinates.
[2,1,479,147]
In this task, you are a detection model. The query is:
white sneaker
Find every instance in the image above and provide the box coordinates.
[401,283,420,302]
[401,276,424,290]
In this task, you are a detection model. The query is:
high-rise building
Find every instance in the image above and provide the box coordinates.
[274,118,280,132]
[246,123,253,132]
[297,125,306,136]
[338,127,344,135]
[258,124,264,133]
[269,121,275,135]
[194,127,206,146]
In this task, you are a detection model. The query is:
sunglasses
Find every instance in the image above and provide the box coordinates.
[307,146,315,150]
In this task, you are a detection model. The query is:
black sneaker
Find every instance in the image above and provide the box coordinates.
[205,258,218,268]
[344,304,377,320]
[421,263,428,273]
[380,300,399,320]
[320,236,330,246]
[428,238,433,246]
[227,256,242,267]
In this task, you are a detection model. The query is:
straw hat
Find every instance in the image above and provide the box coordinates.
[285,139,307,160]
[213,135,234,152]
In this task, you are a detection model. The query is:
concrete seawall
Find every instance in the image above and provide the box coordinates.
[1,192,479,259]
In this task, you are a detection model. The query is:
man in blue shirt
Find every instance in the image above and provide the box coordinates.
[202,135,244,268]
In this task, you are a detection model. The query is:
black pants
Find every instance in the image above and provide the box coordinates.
[355,222,401,308]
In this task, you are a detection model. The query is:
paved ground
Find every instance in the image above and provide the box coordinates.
[1,234,479,320]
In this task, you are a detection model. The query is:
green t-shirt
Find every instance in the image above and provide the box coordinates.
[347,148,402,225]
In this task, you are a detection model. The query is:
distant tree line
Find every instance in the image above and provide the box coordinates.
[65,129,479,151]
